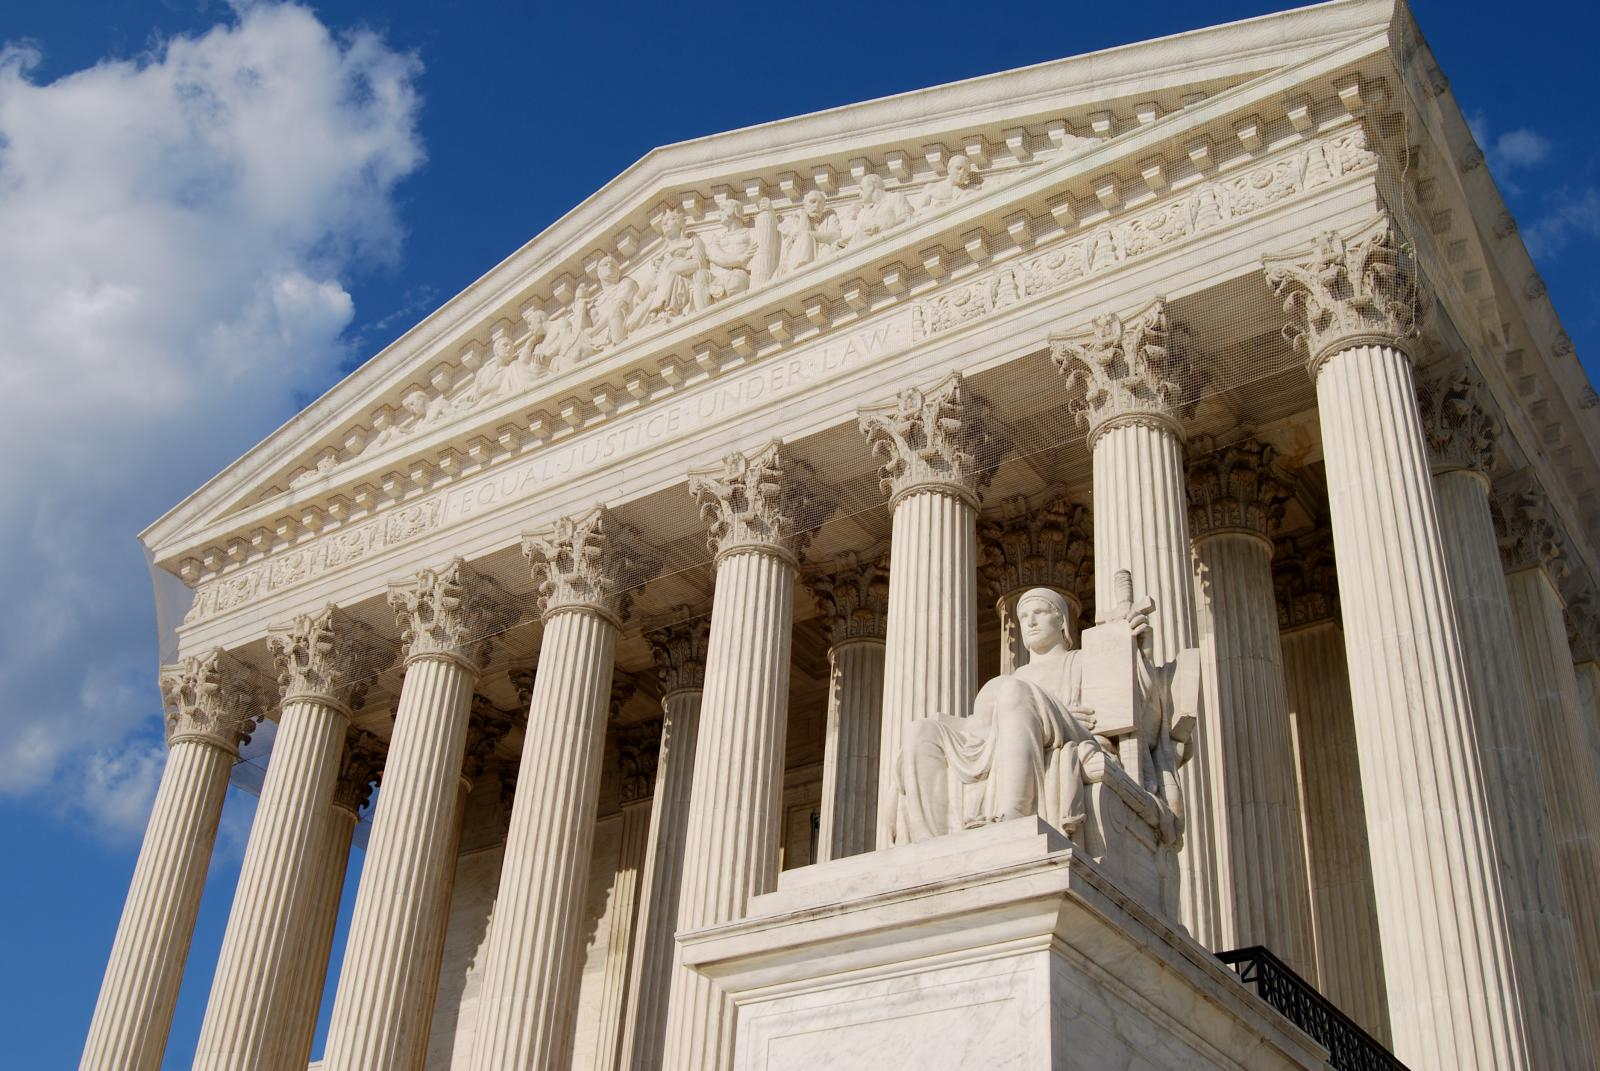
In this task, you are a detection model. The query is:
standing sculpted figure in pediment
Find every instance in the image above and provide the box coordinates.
[779,189,844,273]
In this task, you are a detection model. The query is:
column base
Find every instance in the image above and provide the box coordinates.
[679,819,1325,1070]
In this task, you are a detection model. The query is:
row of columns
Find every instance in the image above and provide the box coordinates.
[85,214,1600,1071]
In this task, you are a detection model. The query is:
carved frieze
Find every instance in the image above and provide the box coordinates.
[807,554,890,646]
[159,648,264,754]
[266,605,394,712]
[1186,439,1291,541]
[181,125,1378,627]
[387,559,521,668]
[1417,365,1499,475]
[521,505,658,624]
[1049,298,1196,443]
[331,729,386,815]
[859,372,1004,507]
[688,441,830,561]
[648,616,710,697]
[1262,215,1424,376]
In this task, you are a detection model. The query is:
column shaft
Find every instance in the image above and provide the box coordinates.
[592,799,650,1070]
[1316,342,1526,1070]
[662,548,794,1070]
[1281,623,1390,1041]
[820,638,885,861]
[193,695,348,1070]
[279,803,357,1070]
[1193,531,1314,971]
[1435,471,1595,1067]
[1506,566,1600,1027]
[878,489,976,847]
[1093,419,1215,946]
[324,654,475,1070]
[79,738,235,1071]
[469,606,617,1069]
[620,689,702,1071]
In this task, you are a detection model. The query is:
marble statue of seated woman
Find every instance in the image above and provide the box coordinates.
[894,587,1103,843]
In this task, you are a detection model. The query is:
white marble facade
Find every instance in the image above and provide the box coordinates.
[84,2,1600,1069]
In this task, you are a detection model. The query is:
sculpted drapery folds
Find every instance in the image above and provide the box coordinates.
[1047,297,1197,443]
[387,558,520,669]
[521,505,660,626]
[159,649,264,754]
[687,440,833,562]
[857,371,1004,507]
[266,605,393,713]
[1261,215,1424,375]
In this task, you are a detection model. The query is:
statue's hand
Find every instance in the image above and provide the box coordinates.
[1069,705,1097,731]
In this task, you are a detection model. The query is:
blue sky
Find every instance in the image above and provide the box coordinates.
[1,1,1595,1066]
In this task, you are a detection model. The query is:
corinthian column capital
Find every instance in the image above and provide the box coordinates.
[159,648,263,754]
[616,718,662,806]
[858,372,1003,508]
[688,440,831,563]
[1272,528,1341,631]
[388,558,520,670]
[807,553,890,646]
[267,605,393,713]
[1417,365,1500,476]
[1048,297,1196,445]
[1186,438,1291,542]
[462,695,520,790]
[331,729,386,816]
[1262,215,1425,377]
[1493,487,1568,579]
[978,494,1092,603]
[647,616,710,697]
[521,505,659,626]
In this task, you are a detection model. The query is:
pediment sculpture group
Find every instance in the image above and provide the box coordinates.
[891,569,1199,912]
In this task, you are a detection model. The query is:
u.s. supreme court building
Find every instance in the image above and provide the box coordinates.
[80,1,1600,1068]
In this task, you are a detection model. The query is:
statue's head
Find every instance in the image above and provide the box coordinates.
[1017,587,1075,655]
[946,153,972,186]
[803,189,827,217]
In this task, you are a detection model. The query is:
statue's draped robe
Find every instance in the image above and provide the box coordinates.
[895,650,1098,842]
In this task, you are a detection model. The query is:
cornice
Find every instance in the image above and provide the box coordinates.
[146,35,1391,573]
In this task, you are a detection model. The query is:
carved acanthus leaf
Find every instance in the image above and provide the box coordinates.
[1563,581,1600,665]
[688,440,831,560]
[388,558,521,667]
[1048,298,1197,441]
[332,729,386,815]
[1262,216,1423,374]
[463,694,521,788]
[648,615,710,696]
[267,605,393,711]
[978,494,1092,602]
[807,553,890,646]
[522,506,659,624]
[159,648,264,753]
[1273,529,1340,630]
[1493,488,1568,578]
[1417,365,1498,475]
[616,718,662,806]
[858,372,1004,506]
[1186,439,1291,540]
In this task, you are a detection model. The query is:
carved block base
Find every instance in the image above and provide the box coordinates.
[680,819,1325,1070]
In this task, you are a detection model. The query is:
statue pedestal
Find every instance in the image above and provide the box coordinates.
[679,819,1326,1070]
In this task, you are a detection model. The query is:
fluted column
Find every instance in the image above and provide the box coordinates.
[808,555,889,861]
[1274,537,1390,1040]
[80,651,261,1071]
[1264,218,1528,1070]
[979,494,1092,672]
[1050,299,1215,945]
[663,440,825,1070]
[194,607,390,1071]
[322,561,516,1070]
[279,729,384,1071]
[1497,488,1600,1030]
[621,619,708,1071]
[1419,371,1596,1066]
[470,508,655,1070]
[1186,439,1315,972]
[859,373,1000,847]
[591,692,651,1071]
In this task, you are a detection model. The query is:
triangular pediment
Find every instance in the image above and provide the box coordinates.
[143,0,1404,578]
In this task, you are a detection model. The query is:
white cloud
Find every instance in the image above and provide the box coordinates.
[1523,188,1600,260]
[0,4,423,839]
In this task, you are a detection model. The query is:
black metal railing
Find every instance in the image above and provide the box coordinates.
[1218,946,1407,1071]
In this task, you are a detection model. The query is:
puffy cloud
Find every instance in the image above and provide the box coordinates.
[0,4,423,838]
